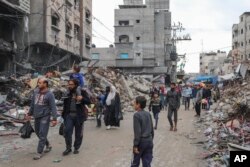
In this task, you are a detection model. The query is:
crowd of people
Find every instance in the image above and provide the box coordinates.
[23,66,221,167]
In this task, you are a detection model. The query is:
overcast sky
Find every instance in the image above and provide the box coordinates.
[92,0,250,73]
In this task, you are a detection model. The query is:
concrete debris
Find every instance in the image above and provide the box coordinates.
[86,68,152,112]
[0,67,152,136]
[195,79,250,167]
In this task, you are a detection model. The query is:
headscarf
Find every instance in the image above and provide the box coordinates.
[106,86,117,106]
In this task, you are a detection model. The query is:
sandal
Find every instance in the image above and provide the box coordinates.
[33,153,42,160]
[44,146,52,153]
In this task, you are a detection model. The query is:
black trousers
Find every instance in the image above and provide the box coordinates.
[131,141,153,167]
[184,97,190,110]
[167,107,178,127]
[64,114,84,150]
[195,103,201,116]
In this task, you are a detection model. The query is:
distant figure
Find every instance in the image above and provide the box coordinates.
[131,96,154,167]
[195,84,203,117]
[182,84,192,110]
[96,95,104,127]
[149,93,162,130]
[166,82,180,131]
[70,65,84,88]
[26,78,58,160]
[150,82,160,98]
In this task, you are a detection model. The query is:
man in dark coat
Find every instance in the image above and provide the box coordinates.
[165,82,180,131]
[62,79,90,156]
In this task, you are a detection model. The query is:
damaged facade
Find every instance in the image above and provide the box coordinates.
[91,0,175,82]
[28,0,92,72]
[0,0,92,75]
[232,12,250,65]
[0,0,30,75]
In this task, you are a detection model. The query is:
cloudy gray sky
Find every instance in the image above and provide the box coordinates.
[92,0,250,73]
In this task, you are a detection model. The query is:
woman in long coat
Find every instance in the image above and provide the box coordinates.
[104,86,122,130]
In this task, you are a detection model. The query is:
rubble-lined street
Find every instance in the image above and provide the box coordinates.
[0,106,204,167]
[1,0,250,166]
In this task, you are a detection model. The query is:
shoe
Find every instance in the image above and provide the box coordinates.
[63,149,72,156]
[106,125,111,130]
[44,145,52,153]
[194,114,198,117]
[154,126,157,130]
[33,153,42,160]
[169,127,173,131]
[173,127,177,132]
[73,149,79,154]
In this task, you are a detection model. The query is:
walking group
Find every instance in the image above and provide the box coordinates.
[26,65,123,160]
[24,65,220,167]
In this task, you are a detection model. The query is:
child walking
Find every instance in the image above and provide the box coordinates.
[149,93,162,130]
[131,96,154,167]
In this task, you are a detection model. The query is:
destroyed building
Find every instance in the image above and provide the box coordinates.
[0,0,92,75]
[91,0,176,83]
[0,0,30,75]
[28,0,92,72]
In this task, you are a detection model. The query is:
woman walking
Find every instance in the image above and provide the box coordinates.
[104,86,122,130]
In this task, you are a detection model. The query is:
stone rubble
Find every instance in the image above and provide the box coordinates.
[195,79,250,167]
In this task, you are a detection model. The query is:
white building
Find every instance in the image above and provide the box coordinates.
[200,51,232,75]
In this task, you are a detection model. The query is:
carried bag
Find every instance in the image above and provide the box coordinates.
[59,123,64,136]
[19,121,34,139]
[82,105,89,121]
[118,112,123,120]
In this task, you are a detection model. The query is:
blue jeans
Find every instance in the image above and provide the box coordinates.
[131,141,153,167]
[34,115,50,154]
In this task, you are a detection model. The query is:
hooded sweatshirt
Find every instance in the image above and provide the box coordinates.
[28,89,57,120]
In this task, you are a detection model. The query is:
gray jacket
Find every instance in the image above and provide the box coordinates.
[195,89,203,104]
[166,89,180,109]
[133,110,154,147]
[28,89,57,120]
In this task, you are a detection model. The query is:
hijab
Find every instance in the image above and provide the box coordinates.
[106,86,116,106]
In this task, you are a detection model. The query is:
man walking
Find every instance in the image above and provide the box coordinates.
[195,84,203,117]
[62,79,90,155]
[131,96,154,167]
[183,84,192,110]
[166,83,180,131]
[27,78,58,160]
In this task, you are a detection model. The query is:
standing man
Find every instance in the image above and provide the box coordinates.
[195,84,203,117]
[166,83,180,131]
[27,78,58,160]
[131,96,154,167]
[183,84,192,110]
[62,79,90,155]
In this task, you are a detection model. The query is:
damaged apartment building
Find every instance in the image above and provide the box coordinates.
[0,0,92,75]
[0,0,30,75]
[91,0,175,81]
[28,0,92,72]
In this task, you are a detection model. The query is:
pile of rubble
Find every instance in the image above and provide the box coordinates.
[0,67,152,135]
[196,80,250,166]
[86,67,152,112]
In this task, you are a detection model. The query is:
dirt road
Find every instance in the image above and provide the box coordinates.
[0,106,204,167]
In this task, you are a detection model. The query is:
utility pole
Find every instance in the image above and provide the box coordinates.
[166,22,191,82]
[80,0,83,60]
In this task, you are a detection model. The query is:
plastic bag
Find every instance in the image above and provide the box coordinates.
[59,123,64,136]
[19,121,34,139]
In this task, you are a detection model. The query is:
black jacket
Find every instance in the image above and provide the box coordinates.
[62,90,91,123]
[166,89,180,109]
